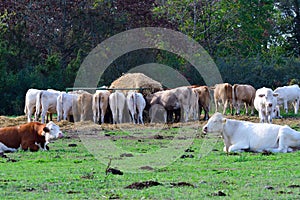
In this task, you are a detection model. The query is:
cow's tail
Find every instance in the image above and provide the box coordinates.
[35,91,43,121]
[24,96,28,115]
[57,93,63,121]
[232,84,238,103]
[132,92,137,114]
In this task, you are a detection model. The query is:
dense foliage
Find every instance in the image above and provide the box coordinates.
[0,0,300,115]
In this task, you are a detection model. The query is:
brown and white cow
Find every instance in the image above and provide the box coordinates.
[213,83,233,115]
[232,84,256,115]
[193,86,211,120]
[92,90,110,124]
[0,121,63,153]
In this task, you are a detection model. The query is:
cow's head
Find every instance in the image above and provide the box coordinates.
[202,112,226,135]
[42,121,64,143]
[257,88,278,112]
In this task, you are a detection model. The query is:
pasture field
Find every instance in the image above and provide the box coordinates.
[1,114,300,199]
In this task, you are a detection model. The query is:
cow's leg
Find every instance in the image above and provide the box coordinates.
[223,100,228,115]
[214,99,219,113]
[117,109,122,124]
[204,107,209,120]
[100,107,106,124]
[27,107,34,122]
[138,111,144,124]
[198,105,203,120]
[244,102,248,115]
[0,142,17,153]
[271,127,300,153]
[250,105,254,116]
[258,111,264,123]
[183,104,189,122]
[284,100,288,113]
[293,99,299,114]
[228,142,249,153]
[236,102,241,115]
[129,110,135,124]
[166,110,172,123]
[267,113,273,123]
[41,109,47,124]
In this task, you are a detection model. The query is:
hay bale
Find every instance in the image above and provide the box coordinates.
[109,73,163,95]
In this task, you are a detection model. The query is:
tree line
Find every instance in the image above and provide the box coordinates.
[0,0,299,115]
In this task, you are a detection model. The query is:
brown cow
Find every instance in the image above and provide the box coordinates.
[213,83,233,115]
[0,121,63,153]
[193,86,211,120]
[232,84,256,115]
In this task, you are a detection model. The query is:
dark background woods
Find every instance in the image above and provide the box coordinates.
[0,0,300,115]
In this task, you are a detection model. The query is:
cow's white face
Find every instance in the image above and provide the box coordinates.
[202,112,225,134]
[42,121,64,142]
[258,89,278,113]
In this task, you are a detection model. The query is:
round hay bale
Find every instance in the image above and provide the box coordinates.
[109,73,163,95]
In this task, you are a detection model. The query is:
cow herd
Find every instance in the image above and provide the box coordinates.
[24,83,300,125]
[1,82,300,154]
[24,86,212,124]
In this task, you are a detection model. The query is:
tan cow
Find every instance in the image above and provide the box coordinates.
[193,86,211,120]
[213,83,233,115]
[232,84,256,115]
[92,90,110,124]
[77,92,93,122]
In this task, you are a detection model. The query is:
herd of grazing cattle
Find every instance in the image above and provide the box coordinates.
[1,82,300,154]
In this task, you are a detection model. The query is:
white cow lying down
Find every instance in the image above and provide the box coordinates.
[202,112,300,153]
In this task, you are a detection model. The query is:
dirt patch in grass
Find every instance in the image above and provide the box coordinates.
[125,181,162,190]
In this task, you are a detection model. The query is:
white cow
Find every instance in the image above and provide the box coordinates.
[126,91,146,124]
[24,88,42,122]
[36,90,63,123]
[254,87,278,123]
[109,91,126,124]
[57,93,79,122]
[274,84,300,114]
[202,112,300,153]
[92,90,110,124]
[169,86,193,122]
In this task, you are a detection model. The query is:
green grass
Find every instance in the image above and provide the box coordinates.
[1,123,300,199]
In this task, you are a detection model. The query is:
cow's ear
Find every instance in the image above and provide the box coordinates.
[43,127,50,132]
[258,94,265,97]
[273,93,278,97]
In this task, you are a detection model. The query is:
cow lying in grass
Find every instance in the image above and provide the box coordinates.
[0,121,63,153]
[202,112,300,153]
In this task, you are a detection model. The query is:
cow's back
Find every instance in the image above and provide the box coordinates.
[214,83,232,101]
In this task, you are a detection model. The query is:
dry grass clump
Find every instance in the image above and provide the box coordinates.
[0,116,27,127]
[109,73,163,95]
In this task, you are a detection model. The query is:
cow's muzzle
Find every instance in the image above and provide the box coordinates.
[58,132,64,138]
[202,126,208,134]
